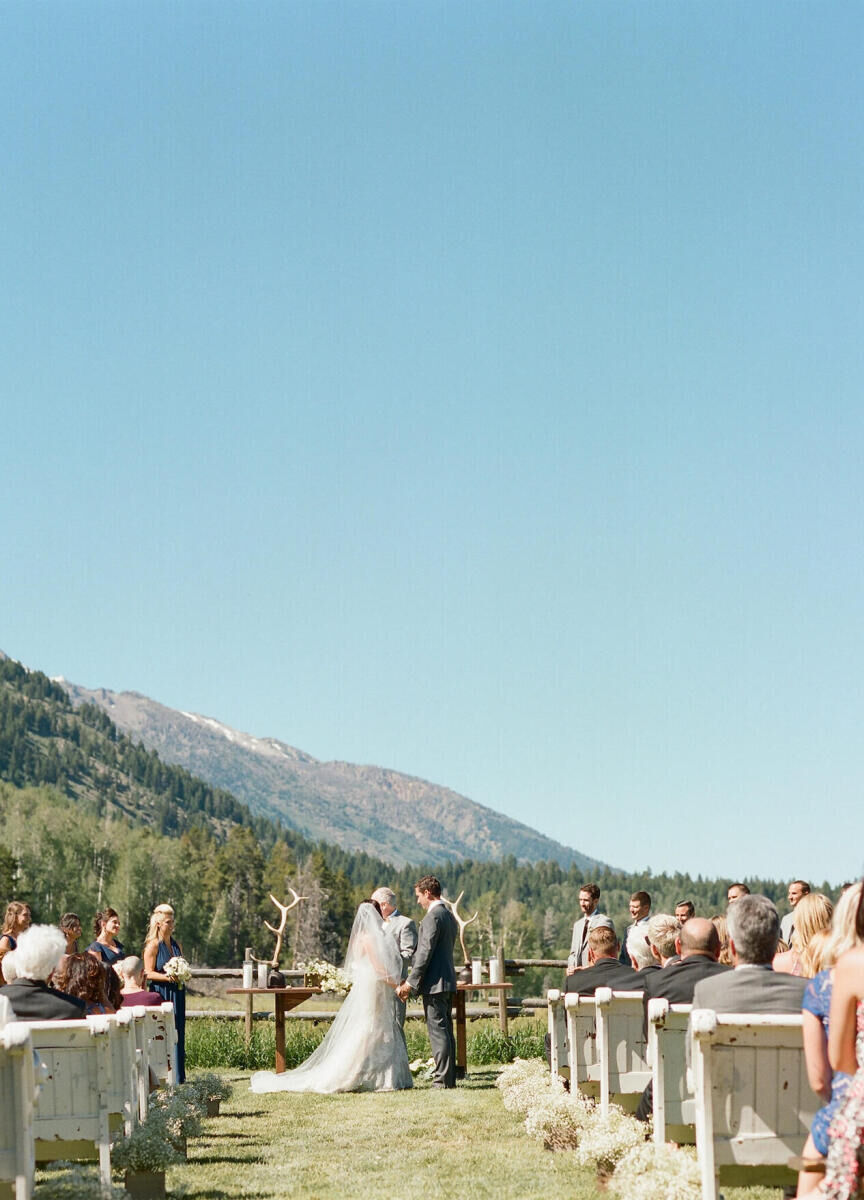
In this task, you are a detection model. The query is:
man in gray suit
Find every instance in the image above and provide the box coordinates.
[397,875,458,1088]
[691,893,807,1014]
[371,886,417,1029]
[567,883,610,971]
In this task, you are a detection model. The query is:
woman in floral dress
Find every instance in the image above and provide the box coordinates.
[823,882,864,1199]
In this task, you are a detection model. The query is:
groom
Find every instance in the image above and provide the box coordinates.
[397,875,458,1089]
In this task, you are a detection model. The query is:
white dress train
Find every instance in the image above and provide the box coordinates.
[250,904,413,1094]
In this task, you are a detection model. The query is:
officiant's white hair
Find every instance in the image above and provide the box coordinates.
[371,888,396,907]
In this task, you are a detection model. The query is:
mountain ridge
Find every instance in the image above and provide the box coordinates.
[57,678,604,872]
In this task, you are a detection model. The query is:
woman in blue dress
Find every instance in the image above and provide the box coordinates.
[796,881,862,1197]
[143,903,186,1082]
[86,907,125,965]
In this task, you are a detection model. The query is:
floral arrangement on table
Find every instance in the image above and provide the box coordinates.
[296,958,352,995]
[163,956,192,988]
[496,1058,700,1199]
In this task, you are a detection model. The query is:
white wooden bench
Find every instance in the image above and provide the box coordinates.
[594,987,651,1115]
[138,1002,177,1090]
[564,991,600,1099]
[0,1024,37,1200]
[24,1018,114,1191]
[646,997,695,1144]
[95,1010,140,1137]
[546,989,568,1078]
[689,1008,819,1200]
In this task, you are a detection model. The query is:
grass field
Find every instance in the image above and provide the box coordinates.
[35,1066,788,1200]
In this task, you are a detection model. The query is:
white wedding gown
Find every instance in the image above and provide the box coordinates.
[250,904,413,1094]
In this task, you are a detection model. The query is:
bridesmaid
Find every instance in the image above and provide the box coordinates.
[143,903,186,1082]
[0,902,31,977]
[86,907,125,965]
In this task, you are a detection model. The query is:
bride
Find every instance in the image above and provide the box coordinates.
[250,900,413,1094]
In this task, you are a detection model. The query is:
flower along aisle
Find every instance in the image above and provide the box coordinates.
[496,1060,702,1200]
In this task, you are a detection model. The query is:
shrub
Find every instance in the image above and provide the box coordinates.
[189,1071,233,1105]
[111,1108,185,1172]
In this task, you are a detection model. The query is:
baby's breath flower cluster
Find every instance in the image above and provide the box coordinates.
[297,958,352,995]
[189,1071,233,1105]
[523,1090,594,1150]
[571,1105,647,1174]
[150,1083,205,1148]
[110,1107,186,1172]
[607,1141,701,1200]
[496,1057,562,1115]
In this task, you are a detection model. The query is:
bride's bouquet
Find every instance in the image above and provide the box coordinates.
[297,958,352,995]
[163,956,192,989]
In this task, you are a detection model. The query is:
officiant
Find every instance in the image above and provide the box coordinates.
[372,887,417,1028]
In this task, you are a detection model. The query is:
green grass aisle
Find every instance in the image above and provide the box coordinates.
[161,1068,786,1200]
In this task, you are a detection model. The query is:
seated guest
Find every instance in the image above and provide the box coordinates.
[773,892,833,978]
[619,891,651,964]
[635,918,729,1121]
[711,914,733,965]
[0,993,13,1029]
[86,907,125,965]
[54,952,116,1015]
[692,894,807,1014]
[104,962,124,1011]
[794,880,862,1197]
[645,914,681,968]
[566,926,637,995]
[0,925,86,1019]
[117,956,163,1007]
[0,902,31,976]
[626,924,656,971]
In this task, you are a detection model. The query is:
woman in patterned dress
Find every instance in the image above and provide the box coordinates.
[823,881,864,1199]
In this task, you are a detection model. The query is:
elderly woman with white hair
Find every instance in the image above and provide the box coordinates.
[0,925,86,1019]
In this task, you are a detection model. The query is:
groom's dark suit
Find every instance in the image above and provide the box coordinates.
[406,901,458,1088]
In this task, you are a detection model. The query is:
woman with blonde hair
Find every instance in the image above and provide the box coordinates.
[142,904,186,1081]
[775,893,834,978]
[711,914,733,966]
[794,882,861,1196]
[0,902,31,974]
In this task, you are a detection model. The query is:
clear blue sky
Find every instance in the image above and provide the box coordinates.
[2,2,862,885]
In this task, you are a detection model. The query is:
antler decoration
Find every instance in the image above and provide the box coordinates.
[443,890,478,965]
[252,889,307,968]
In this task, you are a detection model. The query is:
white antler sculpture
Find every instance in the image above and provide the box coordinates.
[252,888,306,968]
[443,890,478,965]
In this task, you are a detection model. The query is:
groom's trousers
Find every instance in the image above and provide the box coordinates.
[423,991,456,1088]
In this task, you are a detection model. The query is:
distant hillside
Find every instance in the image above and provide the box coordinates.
[59,681,605,871]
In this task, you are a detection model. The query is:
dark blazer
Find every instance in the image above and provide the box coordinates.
[641,955,730,1037]
[565,956,639,995]
[406,902,458,995]
[692,964,807,1014]
[0,978,87,1020]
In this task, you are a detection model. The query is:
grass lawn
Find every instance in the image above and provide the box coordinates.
[142,1068,785,1200]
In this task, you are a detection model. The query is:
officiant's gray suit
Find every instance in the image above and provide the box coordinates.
[406,901,458,1088]
[384,910,417,1028]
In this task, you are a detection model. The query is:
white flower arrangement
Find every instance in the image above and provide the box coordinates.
[607,1142,701,1200]
[571,1105,647,1175]
[496,1057,563,1116]
[163,956,192,988]
[409,1057,436,1080]
[296,958,352,995]
[523,1090,594,1150]
[110,1107,186,1172]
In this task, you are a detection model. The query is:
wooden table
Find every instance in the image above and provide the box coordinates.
[453,982,512,1078]
[226,988,321,1073]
